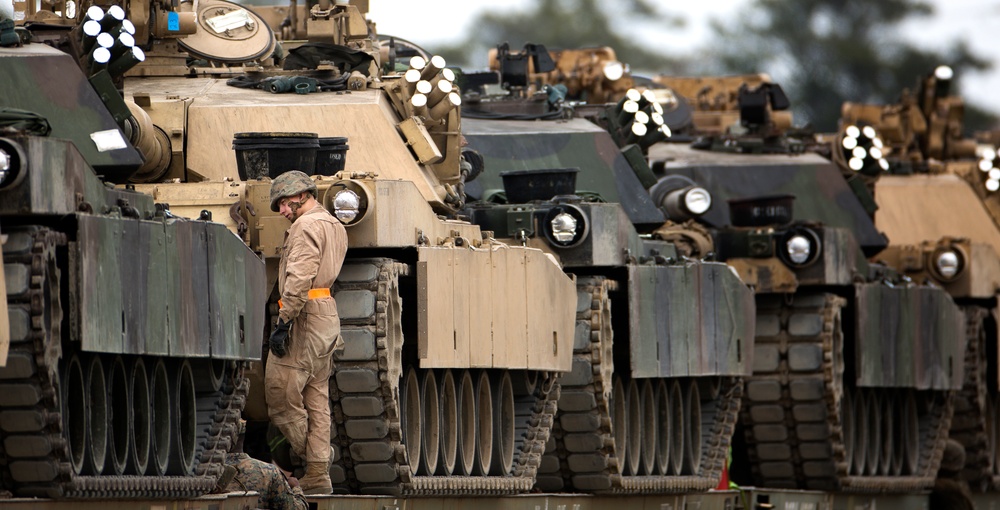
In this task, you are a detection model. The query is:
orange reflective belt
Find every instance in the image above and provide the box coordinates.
[278,288,331,309]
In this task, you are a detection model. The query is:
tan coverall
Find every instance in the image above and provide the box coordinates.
[265,204,347,464]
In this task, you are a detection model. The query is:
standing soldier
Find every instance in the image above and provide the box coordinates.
[265,170,348,495]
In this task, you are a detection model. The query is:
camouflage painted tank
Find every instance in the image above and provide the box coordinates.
[460,44,756,494]
[68,0,577,496]
[0,14,265,498]
[646,74,966,492]
[838,66,1000,493]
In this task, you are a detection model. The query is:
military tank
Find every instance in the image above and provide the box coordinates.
[460,43,756,494]
[53,0,579,496]
[837,66,1000,493]
[0,11,266,499]
[645,74,966,492]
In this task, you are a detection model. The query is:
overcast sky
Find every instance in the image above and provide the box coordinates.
[2,0,997,114]
[369,0,1000,116]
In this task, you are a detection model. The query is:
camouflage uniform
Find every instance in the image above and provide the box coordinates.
[265,180,348,469]
[225,452,308,510]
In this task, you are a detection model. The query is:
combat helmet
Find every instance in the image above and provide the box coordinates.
[270,170,318,212]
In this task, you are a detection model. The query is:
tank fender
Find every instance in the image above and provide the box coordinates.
[855,282,964,390]
[417,243,575,372]
[0,225,8,366]
[628,261,755,378]
[75,214,265,359]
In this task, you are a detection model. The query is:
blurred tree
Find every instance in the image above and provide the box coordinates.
[703,0,995,132]
[426,0,688,76]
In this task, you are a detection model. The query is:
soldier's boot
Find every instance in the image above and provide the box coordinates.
[266,424,306,472]
[299,462,333,495]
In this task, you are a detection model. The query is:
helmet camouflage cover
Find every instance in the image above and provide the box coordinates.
[269,170,318,212]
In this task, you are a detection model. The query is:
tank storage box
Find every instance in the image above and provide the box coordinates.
[499,168,579,203]
[233,132,319,180]
[316,137,350,175]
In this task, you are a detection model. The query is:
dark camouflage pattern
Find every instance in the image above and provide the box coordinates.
[0,45,142,181]
[224,453,308,510]
[0,134,265,360]
[647,143,888,256]
[855,282,964,389]
[0,39,265,498]
[464,117,666,230]
[464,118,755,378]
[648,138,964,391]
[269,170,318,212]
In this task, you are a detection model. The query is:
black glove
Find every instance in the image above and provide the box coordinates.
[269,319,290,358]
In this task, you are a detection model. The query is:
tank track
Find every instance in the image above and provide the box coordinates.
[744,292,953,492]
[951,306,1000,492]
[535,276,743,494]
[329,258,559,495]
[0,226,247,498]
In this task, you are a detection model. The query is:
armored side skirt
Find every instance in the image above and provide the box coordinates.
[628,261,755,378]
[75,214,266,359]
[0,225,7,365]
[417,244,575,372]
[855,282,964,389]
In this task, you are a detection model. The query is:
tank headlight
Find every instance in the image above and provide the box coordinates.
[683,187,712,215]
[786,235,811,265]
[333,189,360,224]
[931,248,964,281]
[0,148,10,187]
[550,212,577,243]
[0,138,26,189]
[542,204,589,248]
[603,60,625,81]
[778,228,821,268]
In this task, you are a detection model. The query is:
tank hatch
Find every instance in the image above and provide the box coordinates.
[177,0,275,64]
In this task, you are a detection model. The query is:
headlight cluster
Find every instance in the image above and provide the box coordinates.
[786,234,812,264]
[323,180,370,225]
[929,247,965,282]
[977,146,1000,192]
[549,212,578,243]
[841,124,890,175]
[778,228,822,268]
[0,138,24,189]
[542,204,589,248]
[332,189,360,223]
[0,148,11,187]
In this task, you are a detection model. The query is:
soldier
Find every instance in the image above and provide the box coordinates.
[265,170,348,495]
[221,420,308,510]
